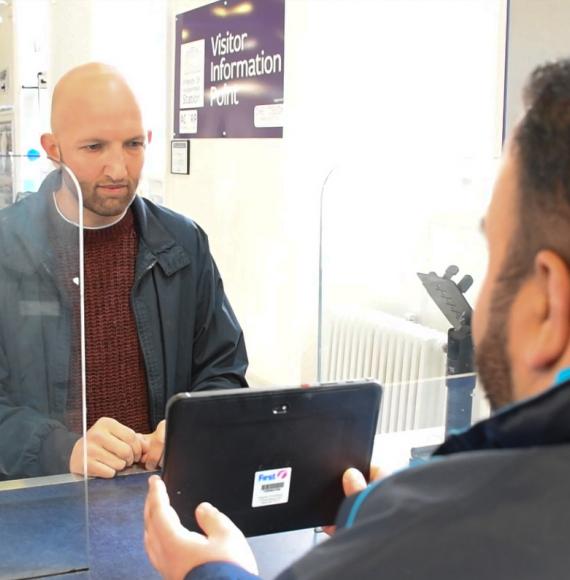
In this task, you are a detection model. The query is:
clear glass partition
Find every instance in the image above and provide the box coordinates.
[318,154,497,459]
[0,159,88,577]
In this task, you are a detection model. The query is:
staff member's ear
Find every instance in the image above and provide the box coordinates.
[509,249,570,399]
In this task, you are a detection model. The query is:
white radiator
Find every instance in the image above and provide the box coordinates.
[321,308,448,433]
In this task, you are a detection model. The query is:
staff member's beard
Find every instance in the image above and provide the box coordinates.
[475,281,517,411]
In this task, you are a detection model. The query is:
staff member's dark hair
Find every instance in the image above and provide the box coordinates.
[509,59,570,284]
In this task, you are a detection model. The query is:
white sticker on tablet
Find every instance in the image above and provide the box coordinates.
[252,467,292,507]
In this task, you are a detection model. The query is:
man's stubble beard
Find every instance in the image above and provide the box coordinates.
[78,178,138,218]
[475,282,516,411]
[58,151,138,218]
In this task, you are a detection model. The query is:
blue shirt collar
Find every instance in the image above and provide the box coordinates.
[554,367,570,387]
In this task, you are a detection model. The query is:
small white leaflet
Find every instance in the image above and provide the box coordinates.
[180,39,205,109]
[179,110,198,134]
[254,104,283,128]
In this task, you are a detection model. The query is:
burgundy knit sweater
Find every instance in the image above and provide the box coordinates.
[49,202,151,435]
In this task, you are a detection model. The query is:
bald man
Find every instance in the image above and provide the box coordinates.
[0,63,248,480]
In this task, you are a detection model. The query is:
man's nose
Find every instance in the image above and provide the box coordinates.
[103,148,128,181]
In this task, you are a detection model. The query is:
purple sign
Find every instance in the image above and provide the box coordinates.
[174,0,284,139]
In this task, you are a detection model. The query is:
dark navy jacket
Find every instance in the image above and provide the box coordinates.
[188,378,570,579]
[0,172,248,478]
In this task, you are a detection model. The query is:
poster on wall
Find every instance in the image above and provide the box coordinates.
[0,119,13,209]
[174,0,284,139]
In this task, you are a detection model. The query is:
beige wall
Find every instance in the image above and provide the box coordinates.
[166,0,319,386]
[165,0,507,387]
[504,0,570,138]
[50,0,92,87]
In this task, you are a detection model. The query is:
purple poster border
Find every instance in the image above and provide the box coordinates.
[174,0,285,139]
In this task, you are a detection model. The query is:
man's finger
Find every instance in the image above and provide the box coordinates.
[99,435,135,466]
[146,476,184,534]
[144,475,160,528]
[87,443,127,473]
[342,468,368,496]
[369,465,383,482]
[146,475,166,514]
[152,420,166,442]
[137,433,150,459]
[144,446,164,472]
[130,433,143,463]
[195,502,240,539]
[144,457,159,472]
[322,525,336,536]
[87,459,116,479]
[105,420,142,461]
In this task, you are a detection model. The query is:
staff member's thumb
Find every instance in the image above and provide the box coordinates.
[342,468,368,496]
[195,502,241,539]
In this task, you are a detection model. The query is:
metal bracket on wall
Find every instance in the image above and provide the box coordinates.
[21,72,47,107]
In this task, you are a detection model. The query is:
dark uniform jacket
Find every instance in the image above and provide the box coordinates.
[0,171,248,479]
[188,376,570,580]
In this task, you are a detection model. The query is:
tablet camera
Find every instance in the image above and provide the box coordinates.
[272,403,289,415]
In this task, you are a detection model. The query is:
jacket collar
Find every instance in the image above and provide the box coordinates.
[131,196,191,276]
[0,171,191,277]
[434,378,570,456]
[0,171,60,275]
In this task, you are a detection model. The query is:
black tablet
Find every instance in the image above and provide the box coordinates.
[162,381,382,537]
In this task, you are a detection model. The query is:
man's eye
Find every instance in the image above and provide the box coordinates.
[127,141,145,149]
[83,143,101,152]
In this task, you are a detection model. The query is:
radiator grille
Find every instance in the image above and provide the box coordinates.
[322,309,448,433]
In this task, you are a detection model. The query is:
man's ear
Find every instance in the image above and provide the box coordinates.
[526,250,570,370]
[40,133,60,161]
[147,129,153,145]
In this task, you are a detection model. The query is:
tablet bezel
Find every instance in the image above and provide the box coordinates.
[162,380,382,537]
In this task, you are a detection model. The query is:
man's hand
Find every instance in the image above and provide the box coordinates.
[144,475,258,580]
[343,465,383,495]
[69,417,144,478]
[323,465,383,535]
[140,420,166,471]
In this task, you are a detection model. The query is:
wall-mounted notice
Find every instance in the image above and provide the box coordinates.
[171,140,190,174]
[174,0,284,139]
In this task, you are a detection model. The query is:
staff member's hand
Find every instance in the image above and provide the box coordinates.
[69,417,144,478]
[323,465,383,535]
[140,420,166,471]
[343,465,383,494]
[144,475,258,580]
